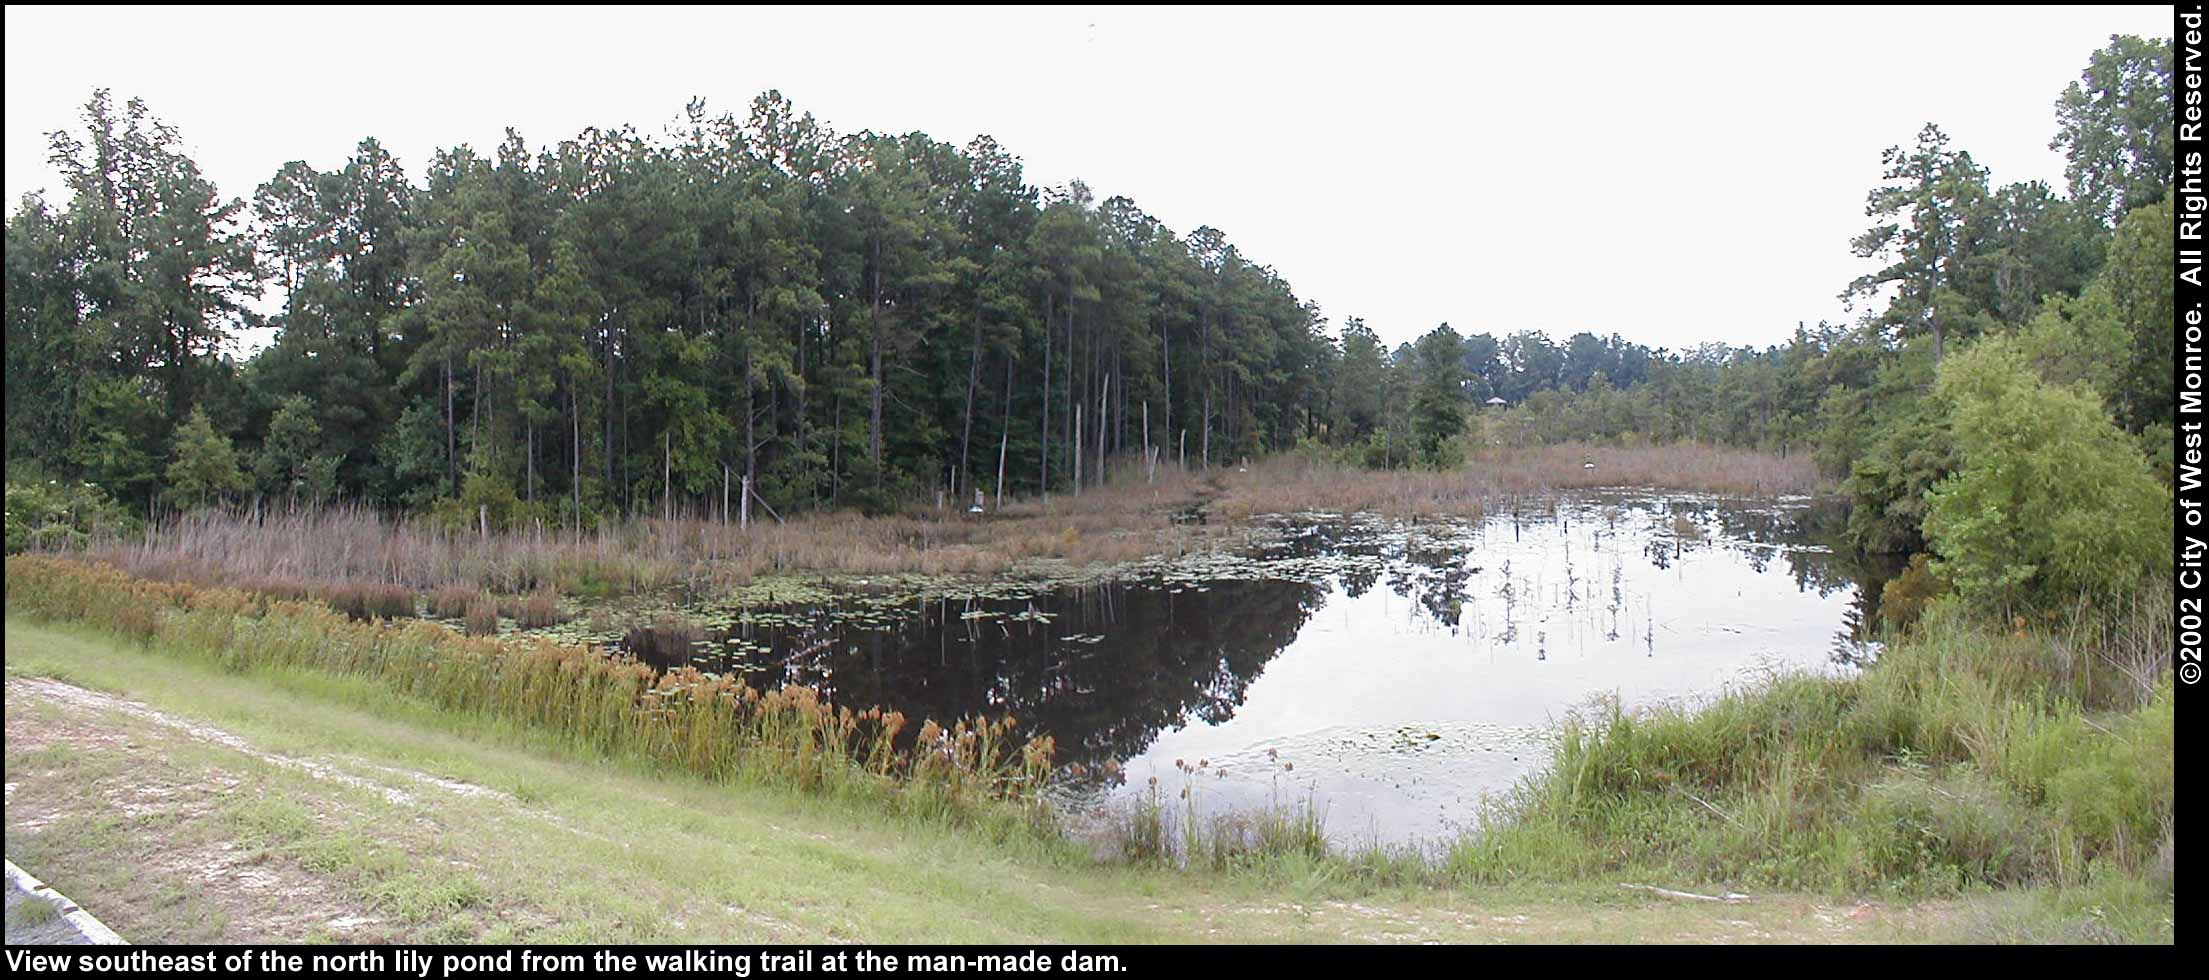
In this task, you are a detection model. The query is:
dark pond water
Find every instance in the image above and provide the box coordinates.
[613,491,1898,844]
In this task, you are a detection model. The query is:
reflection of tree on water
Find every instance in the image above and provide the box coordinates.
[1256,518,1486,629]
[612,493,1902,791]
[1388,547,1476,628]
[1607,496,1903,647]
[624,578,1326,779]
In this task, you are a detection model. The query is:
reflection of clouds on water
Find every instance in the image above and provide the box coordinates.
[609,490,1891,844]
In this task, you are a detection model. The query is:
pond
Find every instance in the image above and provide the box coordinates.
[609,491,1897,845]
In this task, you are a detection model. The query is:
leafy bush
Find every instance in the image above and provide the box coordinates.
[5,477,139,553]
[1877,553,1948,633]
[1923,341,2170,614]
[429,467,550,535]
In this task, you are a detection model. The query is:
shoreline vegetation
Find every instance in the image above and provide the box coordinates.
[4,556,1057,835]
[79,443,1826,600]
[0,555,2175,944]
[0,29,2177,945]
[1,617,1943,944]
[0,439,2174,942]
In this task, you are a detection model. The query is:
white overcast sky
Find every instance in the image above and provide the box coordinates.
[2,4,2175,352]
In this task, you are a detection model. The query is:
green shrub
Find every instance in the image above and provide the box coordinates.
[5,477,139,553]
[1923,340,2170,615]
[1878,553,1948,633]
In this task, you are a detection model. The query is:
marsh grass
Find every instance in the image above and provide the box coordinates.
[428,585,478,620]
[1096,760,1335,873]
[0,555,2170,939]
[83,444,1825,599]
[9,617,1942,943]
[1471,443,1830,497]
[5,556,1055,829]
[323,581,415,622]
[461,594,500,636]
[514,591,566,629]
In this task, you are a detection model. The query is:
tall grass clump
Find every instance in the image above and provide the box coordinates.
[4,556,1058,833]
[1093,759,1332,873]
[514,590,565,629]
[1451,582,2174,915]
[428,585,479,620]
[462,594,500,636]
[323,581,415,622]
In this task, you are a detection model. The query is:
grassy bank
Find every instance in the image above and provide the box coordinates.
[2,552,2168,943]
[1446,586,2175,943]
[3,557,1053,834]
[2,616,1941,943]
[78,443,1824,599]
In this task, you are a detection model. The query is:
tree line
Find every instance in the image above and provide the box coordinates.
[3,35,2175,563]
[6,90,1341,524]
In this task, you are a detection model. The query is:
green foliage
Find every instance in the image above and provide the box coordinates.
[1922,340,2170,614]
[164,408,249,510]
[2051,34,2174,226]
[2011,285,2128,400]
[1831,348,1953,554]
[1409,324,1468,468]
[1844,124,1990,360]
[257,394,338,506]
[377,401,450,509]
[2101,197,2176,431]
[4,476,139,553]
[66,376,164,505]
[430,458,547,535]
[0,31,2180,546]
[1330,318,1387,441]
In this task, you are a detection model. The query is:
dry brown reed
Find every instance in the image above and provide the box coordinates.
[462,594,500,636]
[82,443,1826,598]
[516,590,566,629]
[1467,442,1830,497]
[322,581,415,622]
[429,585,479,620]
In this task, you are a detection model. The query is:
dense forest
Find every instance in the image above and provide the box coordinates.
[3,35,2175,566]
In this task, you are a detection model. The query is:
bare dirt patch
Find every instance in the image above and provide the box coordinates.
[4,678,402,942]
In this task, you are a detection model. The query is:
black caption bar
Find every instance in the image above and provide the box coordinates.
[0,944,1746,973]
[2180,8,2205,691]
[4,948,1130,976]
